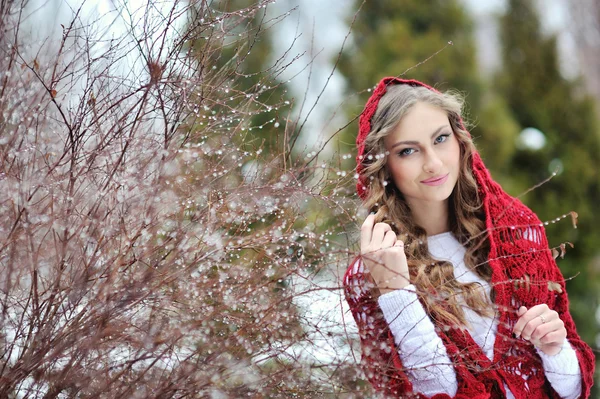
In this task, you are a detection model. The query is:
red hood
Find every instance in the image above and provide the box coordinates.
[356,77,474,200]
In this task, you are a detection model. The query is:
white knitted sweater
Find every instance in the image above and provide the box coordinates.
[377,232,582,398]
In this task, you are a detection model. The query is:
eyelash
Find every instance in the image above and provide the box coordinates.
[435,133,450,144]
[398,148,415,157]
[397,133,451,157]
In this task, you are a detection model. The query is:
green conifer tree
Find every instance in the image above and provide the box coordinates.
[337,0,520,188]
[497,0,600,354]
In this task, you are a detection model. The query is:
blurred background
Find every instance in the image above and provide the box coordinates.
[271,0,600,394]
[2,0,599,396]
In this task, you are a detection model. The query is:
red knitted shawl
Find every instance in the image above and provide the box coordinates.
[344,77,595,398]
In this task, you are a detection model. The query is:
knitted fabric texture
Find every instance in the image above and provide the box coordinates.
[344,77,595,398]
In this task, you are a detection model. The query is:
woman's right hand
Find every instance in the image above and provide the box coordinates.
[360,214,410,295]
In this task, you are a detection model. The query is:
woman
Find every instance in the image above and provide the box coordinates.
[343,78,594,398]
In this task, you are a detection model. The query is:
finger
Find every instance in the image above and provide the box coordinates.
[385,243,409,284]
[383,243,407,270]
[392,241,406,257]
[371,222,392,247]
[529,316,561,341]
[539,329,567,345]
[517,310,555,340]
[514,305,547,337]
[513,307,529,336]
[360,214,375,251]
[381,230,397,249]
[521,318,544,341]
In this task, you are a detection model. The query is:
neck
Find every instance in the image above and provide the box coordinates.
[408,199,450,236]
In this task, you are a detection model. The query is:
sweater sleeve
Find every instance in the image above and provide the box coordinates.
[343,258,491,399]
[545,263,595,398]
[378,286,457,397]
[536,340,581,399]
[521,227,594,398]
[343,258,417,396]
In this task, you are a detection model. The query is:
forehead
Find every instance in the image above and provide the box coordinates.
[385,102,450,143]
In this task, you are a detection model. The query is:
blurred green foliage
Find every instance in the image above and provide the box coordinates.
[497,0,600,356]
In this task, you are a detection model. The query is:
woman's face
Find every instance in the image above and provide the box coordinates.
[384,101,461,212]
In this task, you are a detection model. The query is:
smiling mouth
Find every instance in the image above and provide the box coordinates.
[421,174,449,186]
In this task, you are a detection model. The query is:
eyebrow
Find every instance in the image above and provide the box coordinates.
[390,125,449,149]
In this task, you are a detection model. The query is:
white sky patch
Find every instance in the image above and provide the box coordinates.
[462,0,579,79]
[22,0,188,83]
[265,0,353,152]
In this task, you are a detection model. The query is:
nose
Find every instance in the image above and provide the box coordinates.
[423,150,443,174]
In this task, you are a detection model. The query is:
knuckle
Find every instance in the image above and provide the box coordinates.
[540,335,550,344]
[361,248,376,257]
[390,248,404,257]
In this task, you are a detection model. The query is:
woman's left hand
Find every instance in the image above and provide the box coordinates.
[513,304,566,356]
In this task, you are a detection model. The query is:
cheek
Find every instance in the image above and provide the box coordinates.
[447,139,461,167]
[386,161,401,183]
[387,160,414,186]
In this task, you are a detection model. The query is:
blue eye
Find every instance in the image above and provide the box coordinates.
[435,133,450,144]
[398,148,415,157]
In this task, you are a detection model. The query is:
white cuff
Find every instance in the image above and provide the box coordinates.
[536,339,582,399]
[377,285,427,332]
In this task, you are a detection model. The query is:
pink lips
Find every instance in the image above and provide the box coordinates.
[421,173,449,186]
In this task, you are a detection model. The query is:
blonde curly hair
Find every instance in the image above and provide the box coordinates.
[360,84,494,327]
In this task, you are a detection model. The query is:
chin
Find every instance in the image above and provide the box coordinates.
[423,187,454,204]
